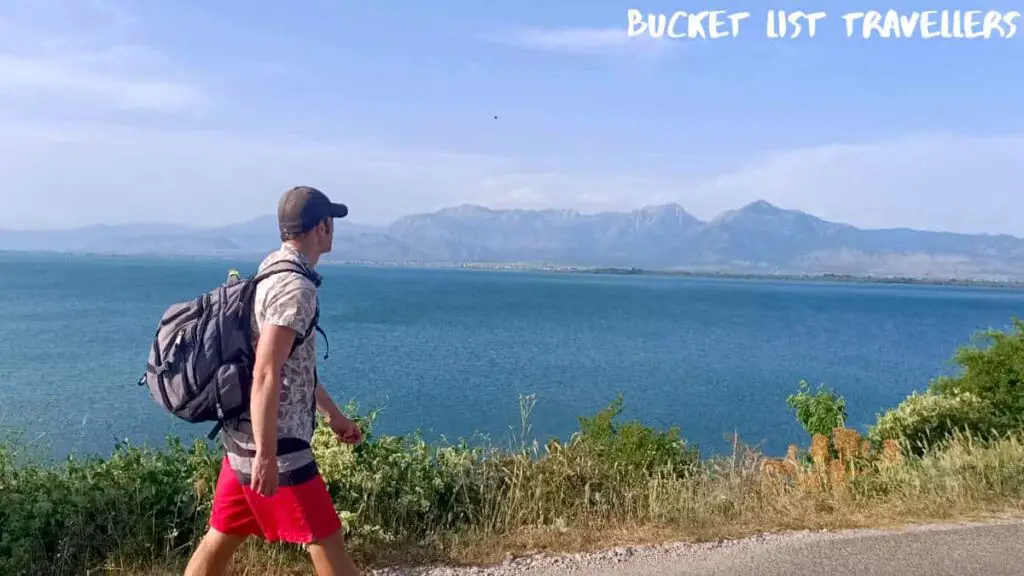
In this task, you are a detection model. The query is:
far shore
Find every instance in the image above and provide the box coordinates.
[361,261,1024,289]
[4,248,1024,289]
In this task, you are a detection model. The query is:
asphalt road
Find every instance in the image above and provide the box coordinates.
[372,519,1024,575]
[526,520,1024,576]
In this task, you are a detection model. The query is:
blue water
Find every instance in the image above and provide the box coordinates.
[1,251,1022,461]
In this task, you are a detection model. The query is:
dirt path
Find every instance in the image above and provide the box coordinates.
[369,519,1024,576]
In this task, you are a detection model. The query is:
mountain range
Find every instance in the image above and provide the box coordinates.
[3,201,1024,279]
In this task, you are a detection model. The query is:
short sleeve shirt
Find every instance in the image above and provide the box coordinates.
[221,244,323,486]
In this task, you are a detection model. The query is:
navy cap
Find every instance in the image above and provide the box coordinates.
[277,186,348,235]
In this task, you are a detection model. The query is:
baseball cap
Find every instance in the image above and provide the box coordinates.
[277,186,348,235]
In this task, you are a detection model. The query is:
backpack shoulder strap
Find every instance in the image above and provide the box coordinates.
[245,260,323,356]
[204,262,320,441]
[251,260,321,287]
[291,298,318,356]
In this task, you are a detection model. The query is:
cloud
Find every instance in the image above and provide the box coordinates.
[0,50,206,113]
[0,2,208,115]
[0,122,513,229]
[480,26,667,56]
[691,133,1024,236]
[472,172,678,213]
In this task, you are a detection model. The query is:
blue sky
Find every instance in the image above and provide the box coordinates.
[0,0,1022,235]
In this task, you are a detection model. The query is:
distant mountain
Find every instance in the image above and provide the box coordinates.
[387,203,706,267]
[4,201,1024,279]
[0,217,389,258]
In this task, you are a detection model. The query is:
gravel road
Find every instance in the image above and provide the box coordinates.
[369,519,1024,576]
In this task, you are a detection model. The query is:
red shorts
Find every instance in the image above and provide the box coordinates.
[209,456,343,543]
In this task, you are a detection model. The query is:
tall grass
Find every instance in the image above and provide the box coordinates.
[2,394,1023,576]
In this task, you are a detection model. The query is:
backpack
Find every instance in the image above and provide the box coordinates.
[137,261,329,439]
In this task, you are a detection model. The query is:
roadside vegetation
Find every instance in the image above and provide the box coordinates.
[3,321,1024,575]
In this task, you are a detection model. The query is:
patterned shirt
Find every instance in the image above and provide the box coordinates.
[221,244,322,486]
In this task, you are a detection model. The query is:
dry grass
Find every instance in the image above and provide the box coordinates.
[103,429,1024,575]
[425,429,1024,568]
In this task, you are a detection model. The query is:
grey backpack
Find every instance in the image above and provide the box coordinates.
[137,261,328,439]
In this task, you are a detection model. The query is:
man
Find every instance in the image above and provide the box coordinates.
[186,186,362,576]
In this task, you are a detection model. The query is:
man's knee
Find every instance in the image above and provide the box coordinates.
[186,527,247,576]
[204,526,248,550]
[307,528,359,576]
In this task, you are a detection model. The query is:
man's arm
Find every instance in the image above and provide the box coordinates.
[250,279,317,464]
[251,324,297,462]
[315,381,345,423]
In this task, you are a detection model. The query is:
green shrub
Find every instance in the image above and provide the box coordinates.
[570,394,700,479]
[930,319,1024,433]
[866,320,1024,451]
[786,380,847,438]
[0,437,218,576]
[868,390,994,453]
[310,403,490,547]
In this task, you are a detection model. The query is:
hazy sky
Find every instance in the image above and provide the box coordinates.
[1,0,1022,234]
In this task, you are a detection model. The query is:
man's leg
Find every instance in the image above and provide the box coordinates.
[307,528,360,576]
[184,528,247,576]
[271,471,358,575]
[187,456,261,576]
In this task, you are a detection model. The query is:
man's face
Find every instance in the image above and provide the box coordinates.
[318,217,334,253]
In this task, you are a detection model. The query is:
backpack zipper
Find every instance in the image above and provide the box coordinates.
[188,293,209,398]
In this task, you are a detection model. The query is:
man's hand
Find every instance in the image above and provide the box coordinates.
[327,413,363,445]
[316,382,362,445]
[250,453,279,497]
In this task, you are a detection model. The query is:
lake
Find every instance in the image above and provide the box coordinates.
[1,251,1022,460]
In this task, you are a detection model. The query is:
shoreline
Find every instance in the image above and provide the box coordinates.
[416,262,1024,289]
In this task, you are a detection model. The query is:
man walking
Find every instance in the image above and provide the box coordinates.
[185,186,361,576]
